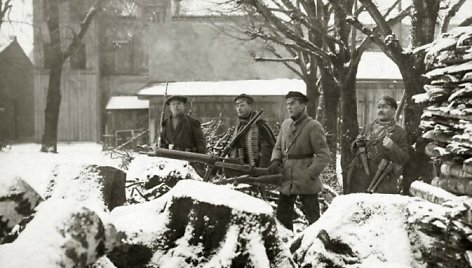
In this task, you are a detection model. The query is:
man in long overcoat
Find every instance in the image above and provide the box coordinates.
[347,95,409,194]
[269,91,330,230]
[159,95,206,154]
[229,94,275,168]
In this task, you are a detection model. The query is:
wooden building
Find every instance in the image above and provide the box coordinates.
[105,96,149,147]
[0,37,34,142]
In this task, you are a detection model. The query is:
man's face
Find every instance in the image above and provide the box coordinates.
[235,99,253,118]
[169,100,185,116]
[286,98,305,118]
[376,99,396,121]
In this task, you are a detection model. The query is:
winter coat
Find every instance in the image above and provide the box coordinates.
[347,119,409,194]
[160,114,206,154]
[229,113,276,168]
[271,112,330,195]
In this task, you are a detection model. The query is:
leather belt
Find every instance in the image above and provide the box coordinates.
[285,153,313,160]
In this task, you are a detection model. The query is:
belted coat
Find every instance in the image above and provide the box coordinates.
[159,114,206,154]
[271,112,330,195]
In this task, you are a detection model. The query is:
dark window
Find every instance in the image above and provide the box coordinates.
[143,5,165,23]
[70,42,86,69]
[44,42,53,69]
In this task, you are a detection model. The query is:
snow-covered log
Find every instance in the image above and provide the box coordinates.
[109,180,295,267]
[292,194,427,267]
[47,164,126,212]
[0,201,114,267]
[441,162,472,179]
[409,180,459,204]
[432,176,472,196]
[406,199,472,267]
[0,177,42,243]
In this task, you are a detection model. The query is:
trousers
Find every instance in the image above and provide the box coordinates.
[276,193,320,230]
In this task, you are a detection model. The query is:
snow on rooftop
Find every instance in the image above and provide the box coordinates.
[106,96,149,110]
[357,52,402,80]
[137,79,307,97]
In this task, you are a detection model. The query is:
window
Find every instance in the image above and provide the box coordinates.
[44,42,53,69]
[143,5,165,23]
[70,42,86,70]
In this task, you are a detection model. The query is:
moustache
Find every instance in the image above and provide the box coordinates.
[378,112,385,116]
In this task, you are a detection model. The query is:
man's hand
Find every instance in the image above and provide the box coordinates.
[355,135,367,147]
[268,159,283,174]
[383,136,394,150]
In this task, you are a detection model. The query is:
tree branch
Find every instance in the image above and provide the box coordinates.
[441,0,467,33]
[62,0,104,61]
[358,0,393,37]
[244,0,333,61]
[459,16,472,27]
[0,0,12,30]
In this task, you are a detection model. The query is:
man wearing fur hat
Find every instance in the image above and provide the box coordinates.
[228,94,276,169]
[269,91,330,230]
[159,95,206,154]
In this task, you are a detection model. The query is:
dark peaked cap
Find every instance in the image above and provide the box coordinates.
[165,95,187,105]
[234,94,254,104]
[285,91,308,103]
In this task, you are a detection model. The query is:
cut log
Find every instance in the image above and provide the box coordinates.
[0,201,113,267]
[465,158,472,175]
[441,162,472,179]
[409,180,459,204]
[109,180,295,267]
[431,176,472,196]
[49,164,126,212]
[0,177,42,243]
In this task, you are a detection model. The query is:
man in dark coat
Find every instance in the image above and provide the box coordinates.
[347,95,409,194]
[269,91,330,230]
[159,95,206,154]
[229,94,276,168]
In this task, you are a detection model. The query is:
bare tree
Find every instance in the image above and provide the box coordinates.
[331,0,467,184]
[235,0,410,191]
[40,0,104,152]
[0,0,12,30]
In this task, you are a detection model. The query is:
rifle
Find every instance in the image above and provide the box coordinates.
[217,173,283,186]
[366,159,393,193]
[219,110,264,157]
[155,82,169,147]
[148,148,272,177]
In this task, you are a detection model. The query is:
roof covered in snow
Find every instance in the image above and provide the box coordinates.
[137,79,307,97]
[357,52,402,80]
[106,96,149,110]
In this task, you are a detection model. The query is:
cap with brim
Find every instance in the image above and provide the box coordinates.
[285,91,308,103]
[165,95,187,105]
[234,94,254,103]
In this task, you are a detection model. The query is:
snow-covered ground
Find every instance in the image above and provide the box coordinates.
[0,143,435,267]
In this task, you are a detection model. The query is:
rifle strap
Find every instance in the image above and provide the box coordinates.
[284,118,312,158]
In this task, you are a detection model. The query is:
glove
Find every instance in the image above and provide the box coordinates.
[268,159,283,174]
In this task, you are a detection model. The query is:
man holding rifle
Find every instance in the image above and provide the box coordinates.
[228,94,275,169]
[347,95,409,194]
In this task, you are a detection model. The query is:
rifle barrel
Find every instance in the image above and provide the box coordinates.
[150,148,215,164]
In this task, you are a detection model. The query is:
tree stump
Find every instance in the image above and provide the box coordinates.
[47,164,126,212]
[0,202,110,267]
[109,180,295,267]
[0,177,42,243]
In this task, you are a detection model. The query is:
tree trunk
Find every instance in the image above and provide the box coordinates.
[41,0,62,153]
[339,70,359,193]
[41,63,62,152]
[320,71,339,167]
[399,0,440,185]
[305,75,320,119]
